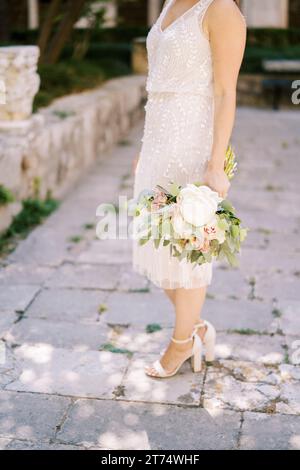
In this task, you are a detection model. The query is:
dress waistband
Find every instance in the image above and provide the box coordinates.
[147,90,214,98]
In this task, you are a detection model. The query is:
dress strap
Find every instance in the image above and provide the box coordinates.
[162,0,172,9]
[195,0,216,36]
[195,0,216,16]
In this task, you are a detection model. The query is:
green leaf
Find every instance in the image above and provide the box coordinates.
[168,182,181,197]
[139,236,150,246]
[217,217,229,231]
[203,252,212,263]
[154,237,161,249]
[220,199,235,213]
[230,225,240,238]
[191,250,201,263]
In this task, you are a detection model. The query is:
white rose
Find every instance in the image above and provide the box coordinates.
[172,206,194,239]
[177,184,223,227]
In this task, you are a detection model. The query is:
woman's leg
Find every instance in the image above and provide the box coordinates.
[164,287,208,340]
[164,288,176,306]
[146,286,207,375]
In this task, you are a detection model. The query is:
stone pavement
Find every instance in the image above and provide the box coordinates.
[0,107,299,450]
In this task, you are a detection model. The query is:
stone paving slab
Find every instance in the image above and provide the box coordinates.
[77,239,133,265]
[102,291,174,327]
[25,287,108,323]
[232,210,299,238]
[274,300,300,336]
[5,317,111,351]
[201,298,276,333]
[6,225,77,267]
[255,273,300,302]
[285,336,300,365]
[45,262,121,290]
[207,267,251,300]
[117,267,150,292]
[203,360,281,413]
[5,345,129,399]
[0,263,54,286]
[238,247,300,277]
[0,391,70,441]
[56,399,241,450]
[119,353,204,406]
[0,312,17,338]
[110,325,173,354]
[0,438,86,450]
[240,412,300,450]
[0,284,40,314]
[214,332,286,364]
[277,382,300,415]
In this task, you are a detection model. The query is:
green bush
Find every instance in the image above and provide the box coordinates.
[64,42,133,66]
[7,198,59,236]
[9,25,300,46]
[241,27,300,73]
[0,196,60,257]
[33,58,131,111]
[10,25,149,45]
[0,185,15,206]
[246,27,300,47]
[241,44,300,74]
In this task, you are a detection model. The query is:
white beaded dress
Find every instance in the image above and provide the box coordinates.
[132,0,215,290]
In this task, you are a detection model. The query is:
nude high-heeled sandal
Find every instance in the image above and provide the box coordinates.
[159,320,216,363]
[193,320,216,362]
[145,324,204,378]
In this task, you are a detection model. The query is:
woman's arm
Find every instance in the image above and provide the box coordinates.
[203,0,246,198]
[132,152,140,175]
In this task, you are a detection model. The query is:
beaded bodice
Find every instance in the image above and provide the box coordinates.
[145,0,215,95]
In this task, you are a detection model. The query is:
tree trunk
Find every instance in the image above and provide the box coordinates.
[44,0,87,64]
[0,0,11,42]
[38,0,62,62]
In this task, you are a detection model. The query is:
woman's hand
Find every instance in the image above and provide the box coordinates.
[203,163,230,199]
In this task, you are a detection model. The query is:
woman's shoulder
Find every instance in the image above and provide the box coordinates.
[206,0,247,30]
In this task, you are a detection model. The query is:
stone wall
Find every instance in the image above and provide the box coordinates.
[0,75,147,233]
[0,46,40,121]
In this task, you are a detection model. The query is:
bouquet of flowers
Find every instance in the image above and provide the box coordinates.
[130,146,248,268]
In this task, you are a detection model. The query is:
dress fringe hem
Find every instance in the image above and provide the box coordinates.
[132,261,212,290]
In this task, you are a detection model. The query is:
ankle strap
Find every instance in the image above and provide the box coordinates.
[171,324,199,344]
[171,321,207,344]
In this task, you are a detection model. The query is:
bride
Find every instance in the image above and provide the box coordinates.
[132,0,246,378]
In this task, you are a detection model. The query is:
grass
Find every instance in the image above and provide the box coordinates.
[98,304,108,315]
[68,235,83,243]
[99,342,132,356]
[257,228,273,235]
[0,185,15,206]
[265,184,283,192]
[146,323,162,334]
[229,328,265,336]
[33,58,131,112]
[0,196,60,257]
[52,110,76,120]
[272,308,282,318]
[83,222,95,230]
